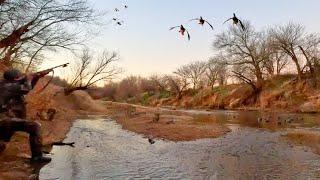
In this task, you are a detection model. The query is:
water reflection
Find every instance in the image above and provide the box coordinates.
[182,109,320,130]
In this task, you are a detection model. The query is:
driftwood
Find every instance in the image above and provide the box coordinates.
[52,141,75,147]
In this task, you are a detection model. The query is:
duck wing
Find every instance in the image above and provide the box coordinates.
[169,26,180,30]
[205,20,214,30]
[189,18,200,22]
[238,19,245,30]
[223,18,232,24]
[185,29,191,41]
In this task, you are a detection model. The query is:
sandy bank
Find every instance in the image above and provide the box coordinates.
[104,102,231,141]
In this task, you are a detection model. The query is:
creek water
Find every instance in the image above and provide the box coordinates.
[39,111,320,180]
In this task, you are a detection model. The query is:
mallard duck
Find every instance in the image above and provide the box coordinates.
[223,13,245,31]
[170,25,191,41]
[190,16,214,30]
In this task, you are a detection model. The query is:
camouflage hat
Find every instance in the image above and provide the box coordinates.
[3,69,22,81]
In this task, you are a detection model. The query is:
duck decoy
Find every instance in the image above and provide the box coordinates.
[148,138,155,144]
[170,25,191,41]
[190,16,214,30]
[124,5,128,8]
[223,13,245,31]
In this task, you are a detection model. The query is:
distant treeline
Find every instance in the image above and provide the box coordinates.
[89,21,320,103]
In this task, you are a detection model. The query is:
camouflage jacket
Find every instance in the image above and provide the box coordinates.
[0,79,32,118]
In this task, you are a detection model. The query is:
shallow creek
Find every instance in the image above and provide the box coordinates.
[40,110,320,180]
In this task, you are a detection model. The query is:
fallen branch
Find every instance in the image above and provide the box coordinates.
[52,141,75,147]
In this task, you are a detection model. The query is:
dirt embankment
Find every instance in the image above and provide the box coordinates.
[148,76,320,113]
[0,81,108,180]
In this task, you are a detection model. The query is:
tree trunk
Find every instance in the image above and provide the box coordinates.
[177,92,182,100]
[254,65,264,90]
[64,86,88,96]
[299,46,315,75]
[291,55,303,80]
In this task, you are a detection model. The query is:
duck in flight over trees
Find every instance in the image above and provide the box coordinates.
[223,13,245,31]
[170,25,191,41]
[189,16,214,30]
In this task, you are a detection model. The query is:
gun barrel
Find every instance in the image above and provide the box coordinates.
[50,63,69,70]
[35,63,69,76]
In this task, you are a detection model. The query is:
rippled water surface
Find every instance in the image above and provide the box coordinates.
[40,115,320,180]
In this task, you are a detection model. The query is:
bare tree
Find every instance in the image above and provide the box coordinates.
[299,34,320,74]
[174,61,207,90]
[297,34,320,86]
[262,43,289,77]
[214,21,269,92]
[206,56,228,88]
[115,76,140,101]
[64,48,122,95]
[0,0,100,69]
[149,74,168,92]
[268,23,306,79]
[165,75,189,99]
[138,77,157,93]
[232,64,259,91]
[102,82,118,101]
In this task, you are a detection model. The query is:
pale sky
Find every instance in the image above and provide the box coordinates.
[43,0,320,79]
